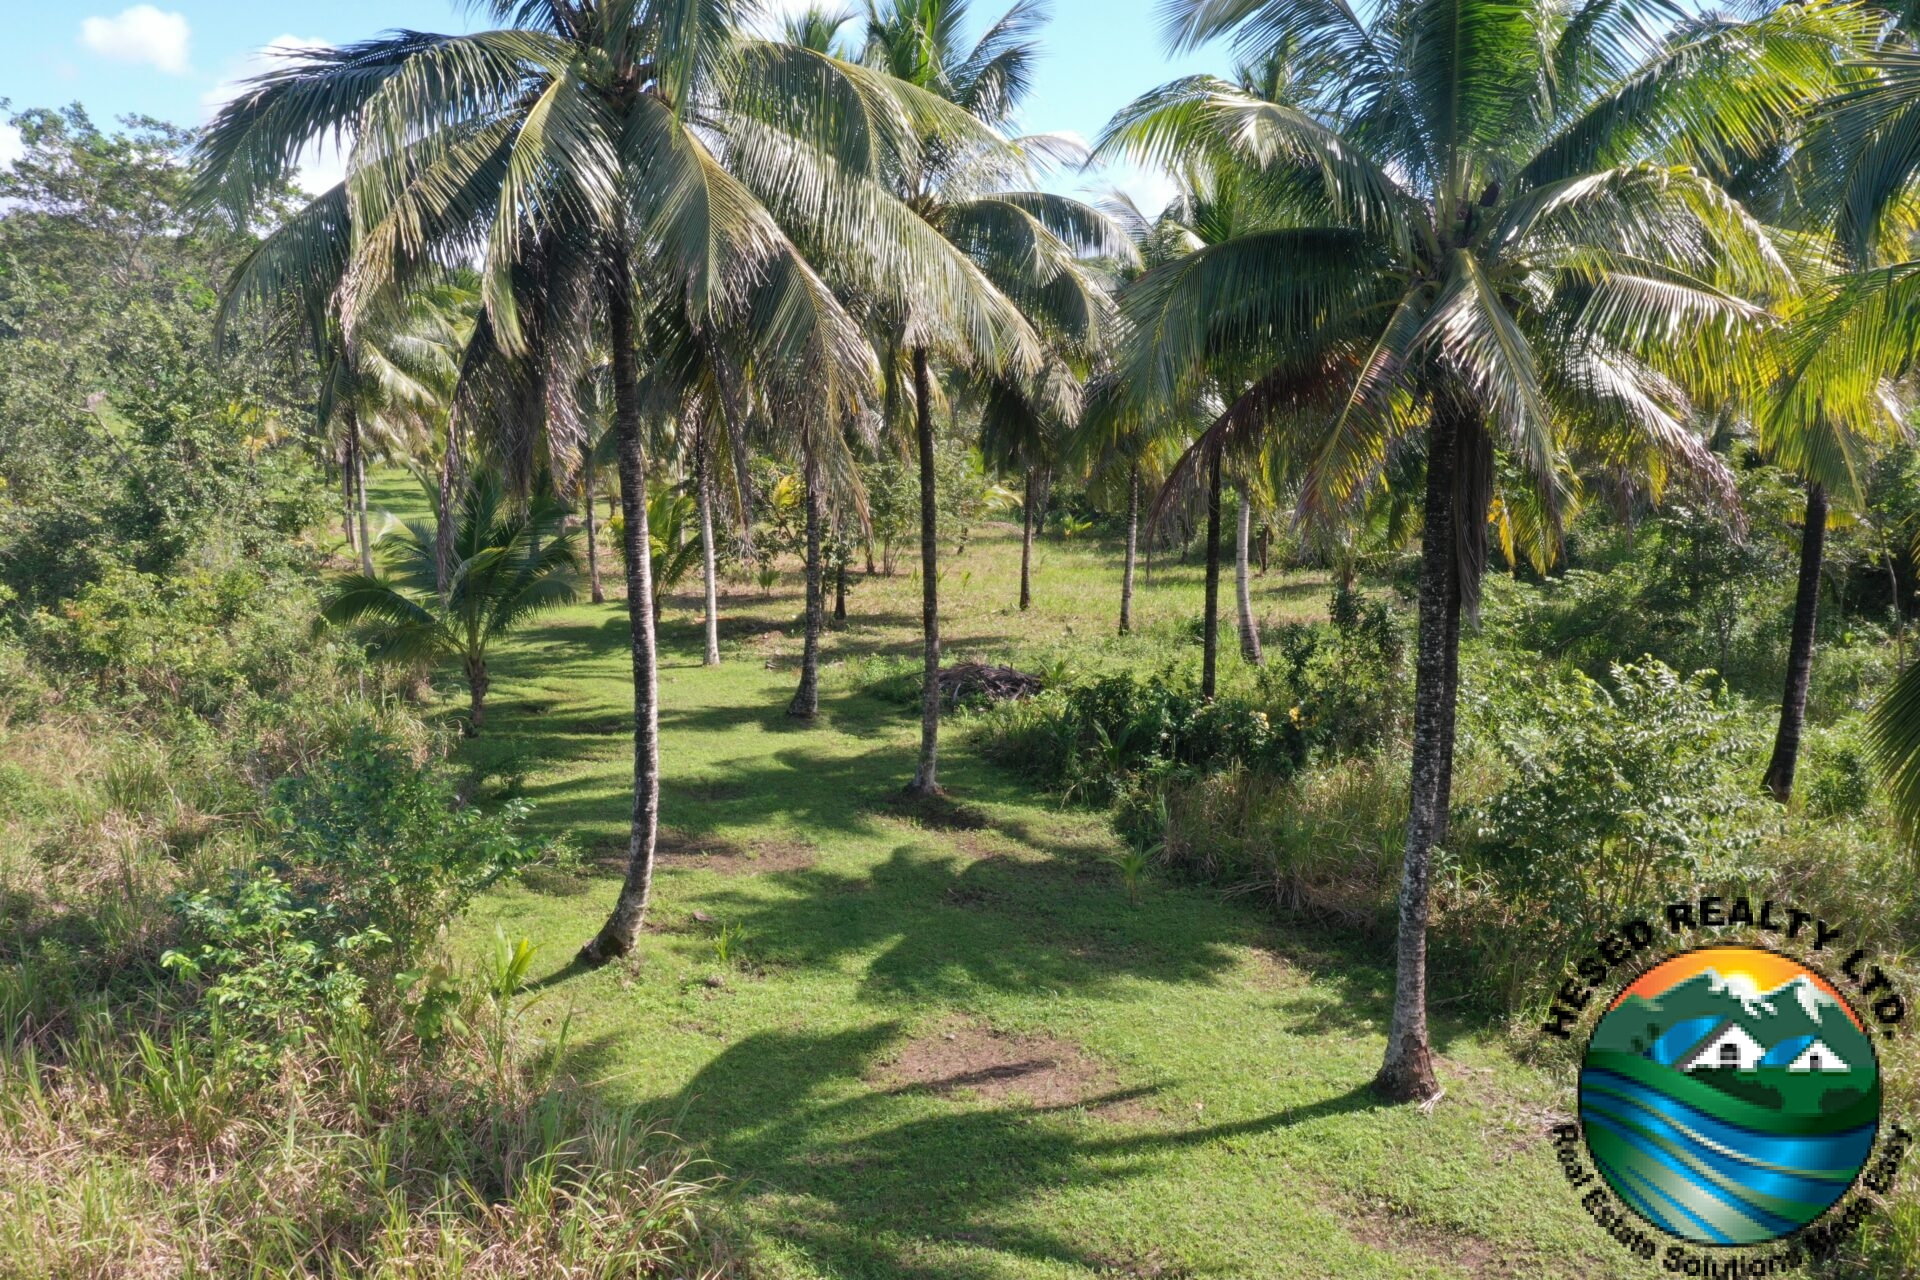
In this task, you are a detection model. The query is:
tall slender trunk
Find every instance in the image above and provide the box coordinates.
[436,424,460,600]
[908,346,943,795]
[350,409,374,577]
[696,420,721,666]
[834,518,849,622]
[1765,481,1829,803]
[717,365,758,567]
[340,449,357,553]
[1019,468,1035,611]
[585,456,604,605]
[1235,481,1262,665]
[580,249,662,965]
[463,655,489,737]
[1258,526,1269,575]
[791,425,826,718]
[1201,448,1223,699]
[1120,463,1139,636]
[1376,398,1461,1104]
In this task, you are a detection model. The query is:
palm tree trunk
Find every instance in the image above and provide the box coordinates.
[1765,481,1829,803]
[464,655,489,737]
[584,457,605,605]
[1376,399,1461,1105]
[697,421,721,666]
[1235,482,1262,665]
[1202,448,1223,699]
[834,518,849,622]
[716,365,758,567]
[350,409,374,577]
[1120,463,1139,636]
[436,421,461,601]
[340,448,357,553]
[908,345,943,795]
[791,425,825,719]
[1019,468,1035,611]
[580,251,662,966]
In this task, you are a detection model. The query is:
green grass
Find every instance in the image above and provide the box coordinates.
[363,474,1643,1278]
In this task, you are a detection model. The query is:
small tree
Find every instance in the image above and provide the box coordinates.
[321,469,580,735]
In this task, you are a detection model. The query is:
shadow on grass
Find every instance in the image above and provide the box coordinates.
[637,1021,1386,1279]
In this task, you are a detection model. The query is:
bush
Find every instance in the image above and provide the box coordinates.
[267,728,552,956]
[977,586,1408,804]
[1448,659,1769,1014]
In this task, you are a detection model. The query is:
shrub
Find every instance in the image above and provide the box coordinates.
[1449,660,1769,1014]
[977,586,1408,803]
[266,728,551,957]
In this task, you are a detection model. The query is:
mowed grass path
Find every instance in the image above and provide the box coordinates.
[362,476,1633,1278]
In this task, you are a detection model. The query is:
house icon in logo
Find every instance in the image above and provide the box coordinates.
[1677,1019,1766,1072]
[1674,1019,1856,1074]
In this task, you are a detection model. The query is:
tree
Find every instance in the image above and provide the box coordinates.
[1103,0,1847,1099]
[321,468,580,734]
[859,0,1131,793]
[1788,46,1920,823]
[980,357,1080,613]
[1760,44,1919,803]
[195,0,1024,964]
[1234,476,1264,664]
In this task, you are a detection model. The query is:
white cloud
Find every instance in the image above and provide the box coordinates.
[203,36,343,195]
[201,34,331,114]
[79,6,192,76]
[0,124,22,172]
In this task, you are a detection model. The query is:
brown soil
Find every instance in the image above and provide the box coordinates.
[872,792,991,831]
[1339,1196,1520,1278]
[594,828,816,875]
[872,1019,1159,1121]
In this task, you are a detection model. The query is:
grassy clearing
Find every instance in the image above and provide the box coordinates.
[358,467,1647,1280]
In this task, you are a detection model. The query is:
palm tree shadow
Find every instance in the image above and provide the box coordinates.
[618,1023,1385,1278]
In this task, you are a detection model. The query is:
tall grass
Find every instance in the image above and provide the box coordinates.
[0,983,735,1278]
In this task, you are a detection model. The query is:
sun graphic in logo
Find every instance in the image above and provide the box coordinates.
[1579,946,1882,1247]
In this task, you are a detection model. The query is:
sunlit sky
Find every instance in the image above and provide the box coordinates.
[1612,946,1860,1028]
[0,0,1226,210]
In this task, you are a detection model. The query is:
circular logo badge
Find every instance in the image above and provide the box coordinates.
[1579,945,1882,1246]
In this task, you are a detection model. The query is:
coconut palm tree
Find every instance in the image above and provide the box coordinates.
[1103,0,1854,1099]
[858,0,1134,793]
[195,0,1036,962]
[980,356,1080,612]
[322,467,580,734]
[1759,47,1920,803]
[1233,475,1264,664]
[1781,47,1920,821]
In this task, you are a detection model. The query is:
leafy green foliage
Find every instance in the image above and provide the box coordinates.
[979,586,1407,801]
[267,728,549,956]
[1454,661,1767,1012]
[161,869,375,1051]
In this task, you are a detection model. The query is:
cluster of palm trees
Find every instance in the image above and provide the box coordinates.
[195,0,1920,1103]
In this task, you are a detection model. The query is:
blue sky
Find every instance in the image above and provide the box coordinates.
[0,0,1224,209]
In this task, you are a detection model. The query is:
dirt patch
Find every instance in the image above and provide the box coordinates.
[1086,1246,1196,1279]
[591,829,816,875]
[872,791,990,831]
[661,829,816,875]
[1339,1194,1527,1278]
[873,1020,1158,1121]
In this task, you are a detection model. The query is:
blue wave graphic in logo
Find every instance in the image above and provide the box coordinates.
[1579,950,1881,1247]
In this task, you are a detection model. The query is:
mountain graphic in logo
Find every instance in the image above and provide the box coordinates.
[1579,945,1881,1246]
